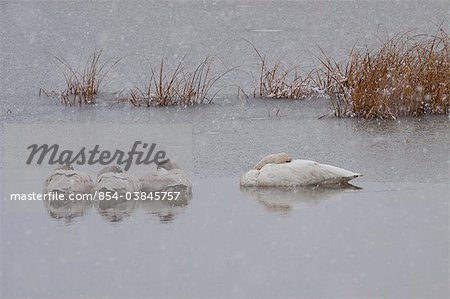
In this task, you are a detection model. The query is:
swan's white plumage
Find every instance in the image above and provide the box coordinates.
[240,159,361,187]
[43,168,93,194]
[140,168,191,192]
[94,172,141,193]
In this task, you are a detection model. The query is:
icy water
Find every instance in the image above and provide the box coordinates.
[1,181,448,298]
[1,0,449,298]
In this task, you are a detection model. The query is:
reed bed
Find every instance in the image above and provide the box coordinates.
[43,50,120,106]
[318,29,449,119]
[252,45,314,99]
[124,57,231,107]
[41,30,449,119]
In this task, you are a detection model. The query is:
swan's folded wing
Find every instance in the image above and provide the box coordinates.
[44,170,92,193]
[313,162,361,184]
[169,169,192,186]
[140,169,191,192]
[257,160,360,186]
[257,161,315,186]
[95,173,141,193]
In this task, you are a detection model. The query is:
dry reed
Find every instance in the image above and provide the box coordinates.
[318,29,449,119]
[251,45,314,99]
[44,50,120,106]
[125,57,232,107]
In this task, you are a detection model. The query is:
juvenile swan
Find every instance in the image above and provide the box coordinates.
[140,160,192,192]
[240,153,361,187]
[43,164,93,194]
[93,166,141,193]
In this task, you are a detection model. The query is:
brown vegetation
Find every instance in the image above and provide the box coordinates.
[44,50,120,106]
[124,57,232,107]
[318,29,449,118]
[252,45,314,99]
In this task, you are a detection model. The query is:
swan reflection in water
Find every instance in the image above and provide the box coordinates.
[43,194,93,223]
[93,185,192,223]
[240,184,361,215]
[42,187,192,223]
[139,185,192,223]
[92,165,141,222]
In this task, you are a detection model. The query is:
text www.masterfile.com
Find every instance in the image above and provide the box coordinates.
[9,191,182,201]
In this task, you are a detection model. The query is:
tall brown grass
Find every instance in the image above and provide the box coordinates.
[251,45,313,99]
[318,29,449,119]
[44,50,120,106]
[125,57,233,107]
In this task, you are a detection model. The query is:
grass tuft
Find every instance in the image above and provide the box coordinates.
[318,29,449,119]
[43,50,120,106]
[124,57,232,107]
[250,44,313,99]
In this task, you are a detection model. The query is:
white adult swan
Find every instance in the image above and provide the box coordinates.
[140,160,192,192]
[43,164,93,194]
[93,165,142,193]
[240,153,361,187]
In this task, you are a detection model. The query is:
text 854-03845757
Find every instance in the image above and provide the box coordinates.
[94,191,181,201]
